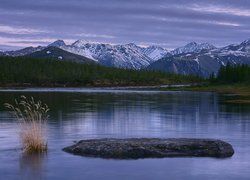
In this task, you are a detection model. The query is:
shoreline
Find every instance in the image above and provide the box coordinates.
[0,83,195,90]
[1,83,249,99]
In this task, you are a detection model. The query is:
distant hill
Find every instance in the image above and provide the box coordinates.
[26,46,96,64]
[5,46,45,56]
[0,51,4,56]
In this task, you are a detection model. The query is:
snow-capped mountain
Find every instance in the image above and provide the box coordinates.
[46,39,98,61]
[2,38,250,77]
[218,39,250,56]
[48,40,166,69]
[27,46,95,64]
[240,38,250,47]
[148,40,250,77]
[48,40,66,48]
[71,39,91,47]
[90,43,153,69]
[171,42,216,55]
[141,46,169,61]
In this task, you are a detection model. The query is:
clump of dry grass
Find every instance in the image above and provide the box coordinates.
[5,96,49,154]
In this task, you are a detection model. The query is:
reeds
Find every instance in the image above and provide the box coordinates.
[5,96,49,154]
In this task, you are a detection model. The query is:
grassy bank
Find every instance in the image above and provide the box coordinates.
[154,83,250,104]
[154,64,250,103]
[0,56,202,87]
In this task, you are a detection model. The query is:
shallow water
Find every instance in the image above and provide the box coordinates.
[0,89,250,180]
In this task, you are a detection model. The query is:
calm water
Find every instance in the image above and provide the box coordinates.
[0,89,250,180]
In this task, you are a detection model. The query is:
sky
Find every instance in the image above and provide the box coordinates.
[0,0,250,51]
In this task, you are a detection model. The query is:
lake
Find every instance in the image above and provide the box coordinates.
[0,88,250,180]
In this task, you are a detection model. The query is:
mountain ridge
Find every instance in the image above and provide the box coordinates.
[26,46,96,64]
[147,39,250,77]
[1,38,250,77]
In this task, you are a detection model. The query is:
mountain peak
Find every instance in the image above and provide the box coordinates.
[124,43,138,48]
[185,42,215,49]
[48,40,66,47]
[241,38,250,45]
[172,42,215,55]
[142,46,168,61]
[72,39,90,47]
[186,42,198,46]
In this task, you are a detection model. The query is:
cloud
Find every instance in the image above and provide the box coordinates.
[0,0,249,50]
[77,33,116,39]
[0,37,75,48]
[214,22,240,27]
[0,24,49,35]
[189,4,250,17]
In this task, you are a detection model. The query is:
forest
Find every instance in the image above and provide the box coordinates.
[211,64,250,84]
[0,56,201,87]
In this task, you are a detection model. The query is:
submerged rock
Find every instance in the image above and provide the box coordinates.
[63,138,234,159]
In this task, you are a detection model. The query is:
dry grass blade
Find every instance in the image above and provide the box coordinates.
[4,96,49,154]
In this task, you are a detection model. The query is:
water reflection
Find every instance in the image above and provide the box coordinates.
[1,91,250,139]
[0,90,250,180]
[19,153,47,180]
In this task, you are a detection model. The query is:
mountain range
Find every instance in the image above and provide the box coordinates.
[147,40,250,77]
[1,38,250,77]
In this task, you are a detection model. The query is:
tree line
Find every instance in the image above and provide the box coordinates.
[0,56,202,86]
[210,63,250,84]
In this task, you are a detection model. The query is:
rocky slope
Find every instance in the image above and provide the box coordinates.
[27,46,95,64]
[5,46,45,57]
[53,40,169,69]
[171,42,216,55]
[147,39,250,77]
[1,40,169,69]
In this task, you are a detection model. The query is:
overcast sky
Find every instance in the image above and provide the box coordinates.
[0,0,250,50]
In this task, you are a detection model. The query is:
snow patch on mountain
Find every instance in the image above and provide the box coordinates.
[61,45,98,61]
[4,38,250,72]
[50,40,165,69]
[72,39,91,47]
[194,57,199,64]
[171,42,216,55]
[141,46,168,60]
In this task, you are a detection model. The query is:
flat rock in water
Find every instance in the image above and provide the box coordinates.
[62,138,234,159]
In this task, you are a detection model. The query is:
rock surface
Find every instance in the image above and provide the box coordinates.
[63,138,234,159]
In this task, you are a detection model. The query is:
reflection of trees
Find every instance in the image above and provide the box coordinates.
[50,92,224,137]
[1,90,250,137]
[1,91,250,118]
[218,94,250,113]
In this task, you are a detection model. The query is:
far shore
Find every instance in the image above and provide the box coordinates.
[0,83,250,99]
[0,83,196,89]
